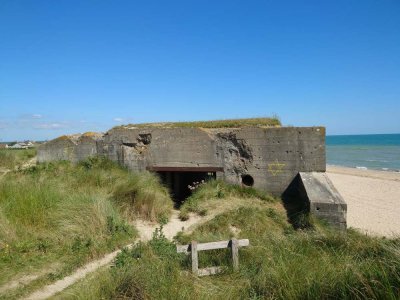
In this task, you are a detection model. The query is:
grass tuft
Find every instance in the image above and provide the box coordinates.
[0,156,173,298]
[0,149,36,169]
[113,117,281,130]
[113,171,174,223]
[61,206,400,300]
[179,179,276,220]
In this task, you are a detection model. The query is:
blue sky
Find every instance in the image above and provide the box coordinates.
[1,0,399,141]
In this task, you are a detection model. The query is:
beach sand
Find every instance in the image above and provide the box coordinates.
[326,165,400,237]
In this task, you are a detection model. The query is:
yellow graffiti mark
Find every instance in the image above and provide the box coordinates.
[268,159,285,176]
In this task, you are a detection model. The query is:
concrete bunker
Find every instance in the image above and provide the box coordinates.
[147,166,221,206]
[37,121,347,229]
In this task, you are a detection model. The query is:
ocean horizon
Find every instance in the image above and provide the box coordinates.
[326,133,400,172]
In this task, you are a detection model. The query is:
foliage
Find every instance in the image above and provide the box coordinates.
[113,171,173,223]
[61,185,400,300]
[0,157,152,298]
[113,117,281,130]
[0,148,36,169]
[64,205,400,300]
[180,179,276,220]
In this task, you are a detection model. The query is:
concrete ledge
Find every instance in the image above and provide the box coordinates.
[299,172,347,230]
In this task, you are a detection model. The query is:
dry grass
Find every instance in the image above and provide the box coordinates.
[113,117,281,130]
[0,156,174,299]
[58,182,400,300]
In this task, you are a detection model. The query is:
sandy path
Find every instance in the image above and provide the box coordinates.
[327,166,400,237]
[24,210,204,300]
[134,210,206,241]
[24,244,137,300]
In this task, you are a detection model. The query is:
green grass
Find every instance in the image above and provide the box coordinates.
[0,148,36,169]
[113,171,173,223]
[59,183,400,300]
[113,117,281,129]
[0,156,174,299]
[179,180,277,220]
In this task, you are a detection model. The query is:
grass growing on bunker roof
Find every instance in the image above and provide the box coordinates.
[113,117,281,129]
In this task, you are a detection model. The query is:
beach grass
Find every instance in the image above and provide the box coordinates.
[179,179,277,220]
[58,182,400,300]
[0,148,36,169]
[0,156,173,299]
[113,117,281,130]
[113,170,174,223]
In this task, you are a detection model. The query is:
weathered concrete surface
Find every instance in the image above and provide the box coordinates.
[39,126,326,195]
[38,126,347,228]
[38,133,103,163]
[299,172,347,229]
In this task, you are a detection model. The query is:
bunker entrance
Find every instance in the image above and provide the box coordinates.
[147,167,222,207]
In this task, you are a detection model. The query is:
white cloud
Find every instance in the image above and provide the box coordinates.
[34,122,69,130]
[32,114,43,119]
[113,117,124,122]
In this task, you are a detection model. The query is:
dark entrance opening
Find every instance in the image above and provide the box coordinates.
[147,167,222,207]
[241,174,254,187]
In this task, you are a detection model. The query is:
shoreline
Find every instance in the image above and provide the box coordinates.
[326,165,400,182]
[327,163,400,173]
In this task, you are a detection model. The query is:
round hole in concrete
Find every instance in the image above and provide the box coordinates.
[241,174,254,187]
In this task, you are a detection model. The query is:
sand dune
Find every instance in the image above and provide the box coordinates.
[326,165,400,237]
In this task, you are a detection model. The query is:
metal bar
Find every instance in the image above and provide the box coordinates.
[146,166,224,172]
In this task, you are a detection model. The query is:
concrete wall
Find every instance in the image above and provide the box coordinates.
[299,172,347,229]
[38,126,325,195]
[38,133,103,163]
[228,127,325,194]
[38,126,348,229]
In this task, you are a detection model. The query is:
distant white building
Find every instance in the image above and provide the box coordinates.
[8,142,34,149]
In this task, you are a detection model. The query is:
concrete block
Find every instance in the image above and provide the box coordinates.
[299,172,347,229]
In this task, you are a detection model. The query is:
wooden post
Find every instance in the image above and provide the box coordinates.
[177,238,249,276]
[231,238,239,271]
[191,241,198,276]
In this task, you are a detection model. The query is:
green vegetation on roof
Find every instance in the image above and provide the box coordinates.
[113,117,281,129]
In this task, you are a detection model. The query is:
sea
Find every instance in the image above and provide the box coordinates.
[326,134,400,172]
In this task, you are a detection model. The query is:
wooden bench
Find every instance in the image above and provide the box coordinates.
[176,239,249,276]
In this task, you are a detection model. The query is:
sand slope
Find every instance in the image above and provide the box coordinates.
[327,166,400,237]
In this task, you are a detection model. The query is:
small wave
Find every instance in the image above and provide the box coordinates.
[366,159,389,163]
[366,159,389,162]
[356,166,368,170]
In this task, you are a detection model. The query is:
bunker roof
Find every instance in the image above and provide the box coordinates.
[113,117,281,130]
